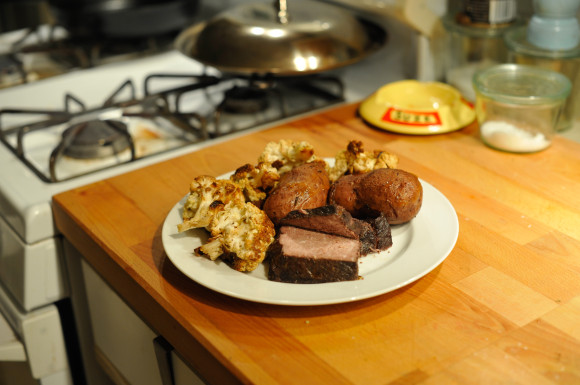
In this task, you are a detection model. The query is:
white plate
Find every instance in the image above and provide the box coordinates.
[162,175,459,306]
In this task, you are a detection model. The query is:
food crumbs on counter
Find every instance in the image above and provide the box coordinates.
[480,120,551,152]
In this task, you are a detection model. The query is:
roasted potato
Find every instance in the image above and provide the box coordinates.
[262,160,330,225]
[329,168,422,224]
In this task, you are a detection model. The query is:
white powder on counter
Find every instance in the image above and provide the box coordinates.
[480,120,551,152]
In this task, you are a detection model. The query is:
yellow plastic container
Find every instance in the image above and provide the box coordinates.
[359,80,475,135]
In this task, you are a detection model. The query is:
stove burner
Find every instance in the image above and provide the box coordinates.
[221,86,270,114]
[0,54,26,89]
[62,119,131,159]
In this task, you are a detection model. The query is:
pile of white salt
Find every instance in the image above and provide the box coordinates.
[480,120,551,152]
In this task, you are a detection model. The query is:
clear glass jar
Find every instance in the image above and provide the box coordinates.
[472,64,571,153]
[504,25,580,131]
[443,13,522,101]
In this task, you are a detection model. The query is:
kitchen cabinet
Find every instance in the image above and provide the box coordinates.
[81,259,164,385]
[81,259,206,385]
[53,102,580,385]
[63,240,205,385]
[172,352,206,385]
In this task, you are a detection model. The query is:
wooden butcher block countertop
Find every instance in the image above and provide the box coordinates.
[53,102,580,385]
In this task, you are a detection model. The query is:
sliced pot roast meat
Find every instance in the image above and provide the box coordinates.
[278,205,391,255]
[280,204,363,238]
[267,226,360,284]
[267,205,394,284]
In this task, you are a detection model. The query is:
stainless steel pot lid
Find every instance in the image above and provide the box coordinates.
[175,0,387,76]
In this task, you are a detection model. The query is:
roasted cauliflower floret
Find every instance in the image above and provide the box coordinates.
[229,162,280,206]
[196,201,275,272]
[177,176,245,232]
[328,140,399,182]
[258,139,317,175]
[177,175,275,272]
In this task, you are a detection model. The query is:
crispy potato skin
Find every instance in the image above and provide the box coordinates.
[328,168,422,224]
[327,174,361,214]
[263,161,330,225]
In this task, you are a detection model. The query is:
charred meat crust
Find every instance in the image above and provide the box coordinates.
[366,214,393,251]
[280,205,360,238]
[356,220,378,256]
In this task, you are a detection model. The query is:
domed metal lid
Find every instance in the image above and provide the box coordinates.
[175,0,387,76]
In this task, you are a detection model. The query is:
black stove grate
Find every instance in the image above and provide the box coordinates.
[0,72,344,183]
[0,75,213,182]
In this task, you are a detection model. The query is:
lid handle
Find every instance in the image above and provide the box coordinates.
[275,0,289,24]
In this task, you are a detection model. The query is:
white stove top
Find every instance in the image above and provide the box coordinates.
[0,51,217,243]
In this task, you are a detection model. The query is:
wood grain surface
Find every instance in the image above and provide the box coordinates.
[53,102,580,385]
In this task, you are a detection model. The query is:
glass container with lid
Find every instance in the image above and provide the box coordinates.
[505,28,580,131]
[472,63,571,153]
[443,2,522,102]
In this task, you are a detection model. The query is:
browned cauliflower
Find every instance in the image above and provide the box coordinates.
[177,176,245,232]
[229,162,280,206]
[328,140,399,182]
[196,201,275,272]
[177,175,275,272]
[258,139,317,175]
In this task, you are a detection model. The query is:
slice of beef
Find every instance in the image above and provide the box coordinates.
[280,205,354,236]
[267,226,360,284]
[279,205,377,255]
[366,214,393,251]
